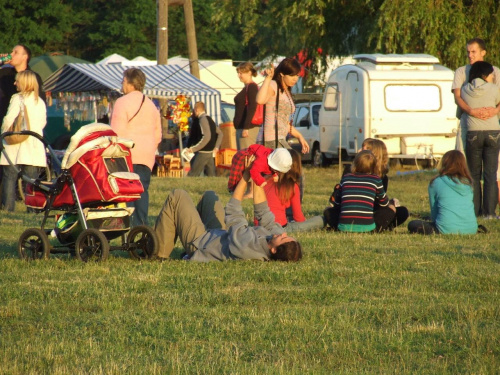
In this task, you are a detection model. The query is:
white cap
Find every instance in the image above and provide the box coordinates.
[267,148,292,173]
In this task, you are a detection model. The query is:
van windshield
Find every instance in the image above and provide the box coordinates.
[385,84,441,111]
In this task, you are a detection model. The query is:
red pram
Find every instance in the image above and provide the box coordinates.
[1,123,158,261]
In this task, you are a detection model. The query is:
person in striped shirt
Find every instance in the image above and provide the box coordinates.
[327,150,394,233]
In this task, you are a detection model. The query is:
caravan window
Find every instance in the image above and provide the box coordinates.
[324,83,339,111]
[385,84,441,111]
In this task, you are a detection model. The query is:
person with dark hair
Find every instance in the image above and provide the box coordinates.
[234,62,260,149]
[154,165,303,262]
[256,57,309,152]
[408,150,478,234]
[111,67,162,226]
[461,61,500,218]
[186,101,223,177]
[452,38,500,153]
[0,45,45,124]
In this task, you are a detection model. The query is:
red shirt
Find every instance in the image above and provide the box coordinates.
[254,179,305,226]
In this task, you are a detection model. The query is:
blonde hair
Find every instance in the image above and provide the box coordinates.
[16,70,39,103]
[362,138,388,177]
[351,150,376,174]
[236,62,257,77]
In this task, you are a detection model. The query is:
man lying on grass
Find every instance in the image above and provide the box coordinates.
[154,167,303,262]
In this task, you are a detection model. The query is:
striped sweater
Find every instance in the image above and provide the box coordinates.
[334,173,389,232]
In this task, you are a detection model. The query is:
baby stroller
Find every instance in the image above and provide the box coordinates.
[0,123,158,262]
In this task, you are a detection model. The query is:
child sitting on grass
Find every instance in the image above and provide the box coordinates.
[324,150,393,233]
[408,150,478,235]
[227,144,292,193]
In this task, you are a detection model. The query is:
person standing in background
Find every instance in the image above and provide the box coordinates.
[0,45,45,196]
[256,57,309,153]
[452,38,500,154]
[0,71,46,211]
[233,62,260,149]
[461,61,500,218]
[186,101,222,177]
[111,68,162,227]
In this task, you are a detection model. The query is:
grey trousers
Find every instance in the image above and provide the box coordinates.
[188,152,216,177]
[154,189,226,258]
[237,127,260,150]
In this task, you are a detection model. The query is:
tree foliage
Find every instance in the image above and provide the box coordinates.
[0,0,498,70]
[370,0,500,69]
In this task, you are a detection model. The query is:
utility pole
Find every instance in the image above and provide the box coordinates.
[167,0,200,78]
[157,0,168,65]
[157,0,169,152]
[182,0,200,79]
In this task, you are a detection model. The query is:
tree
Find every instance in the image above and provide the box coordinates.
[0,0,80,56]
[369,0,500,69]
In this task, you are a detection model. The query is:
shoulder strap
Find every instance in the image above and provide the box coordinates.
[19,95,30,130]
[274,87,280,148]
[129,94,145,123]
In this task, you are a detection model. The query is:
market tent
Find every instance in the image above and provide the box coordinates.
[168,56,265,103]
[43,63,223,123]
[30,54,90,81]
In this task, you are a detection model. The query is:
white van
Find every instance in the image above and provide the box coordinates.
[318,54,458,164]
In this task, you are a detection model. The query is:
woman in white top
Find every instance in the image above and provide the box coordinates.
[1,70,46,211]
[256,57,309,153]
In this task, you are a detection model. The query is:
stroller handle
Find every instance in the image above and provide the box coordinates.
[0,130,62,192]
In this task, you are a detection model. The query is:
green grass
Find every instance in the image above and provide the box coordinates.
[1,166,499,374]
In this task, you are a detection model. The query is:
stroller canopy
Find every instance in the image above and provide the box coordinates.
[43,63,223,124]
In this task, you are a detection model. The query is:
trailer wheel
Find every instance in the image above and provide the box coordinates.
[75,229,109,262]
[312,144,330,167]
[128,226,159,260]
[18,228,51,260]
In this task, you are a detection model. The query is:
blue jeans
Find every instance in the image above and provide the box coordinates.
[466,131,500,217]
[128,164,151,227]
[2,164,39,211]
[285,215,325,233]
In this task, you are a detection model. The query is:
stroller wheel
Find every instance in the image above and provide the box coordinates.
[127,226,159,260]
[18,228,51,260]
[75,229,110,262]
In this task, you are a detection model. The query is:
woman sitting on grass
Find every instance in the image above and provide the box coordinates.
[257,149,325,233]
[325,150,393,233]
[408,150,478,235]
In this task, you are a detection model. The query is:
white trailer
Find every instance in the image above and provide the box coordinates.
[318,54,458,165]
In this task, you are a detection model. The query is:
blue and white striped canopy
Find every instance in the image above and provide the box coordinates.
[43,63,223,124]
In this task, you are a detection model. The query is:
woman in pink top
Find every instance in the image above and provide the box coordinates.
[111,68,162,227]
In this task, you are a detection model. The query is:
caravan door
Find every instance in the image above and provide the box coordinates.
[319,81,341,156]
[345,71,363,155]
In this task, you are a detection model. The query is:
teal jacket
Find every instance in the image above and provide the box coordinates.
[429,176,477,234]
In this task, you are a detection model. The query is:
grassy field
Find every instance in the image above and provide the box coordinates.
[0,166,499,374]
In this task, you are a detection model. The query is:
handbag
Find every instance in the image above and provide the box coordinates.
[245,83,264,125]
[5,96,30,145]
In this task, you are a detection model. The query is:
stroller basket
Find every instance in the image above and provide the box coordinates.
[56,207,134,244]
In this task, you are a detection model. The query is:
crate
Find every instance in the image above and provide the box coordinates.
[219,123,237,150]
[215,148,237,167]
[168,168,184,178]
